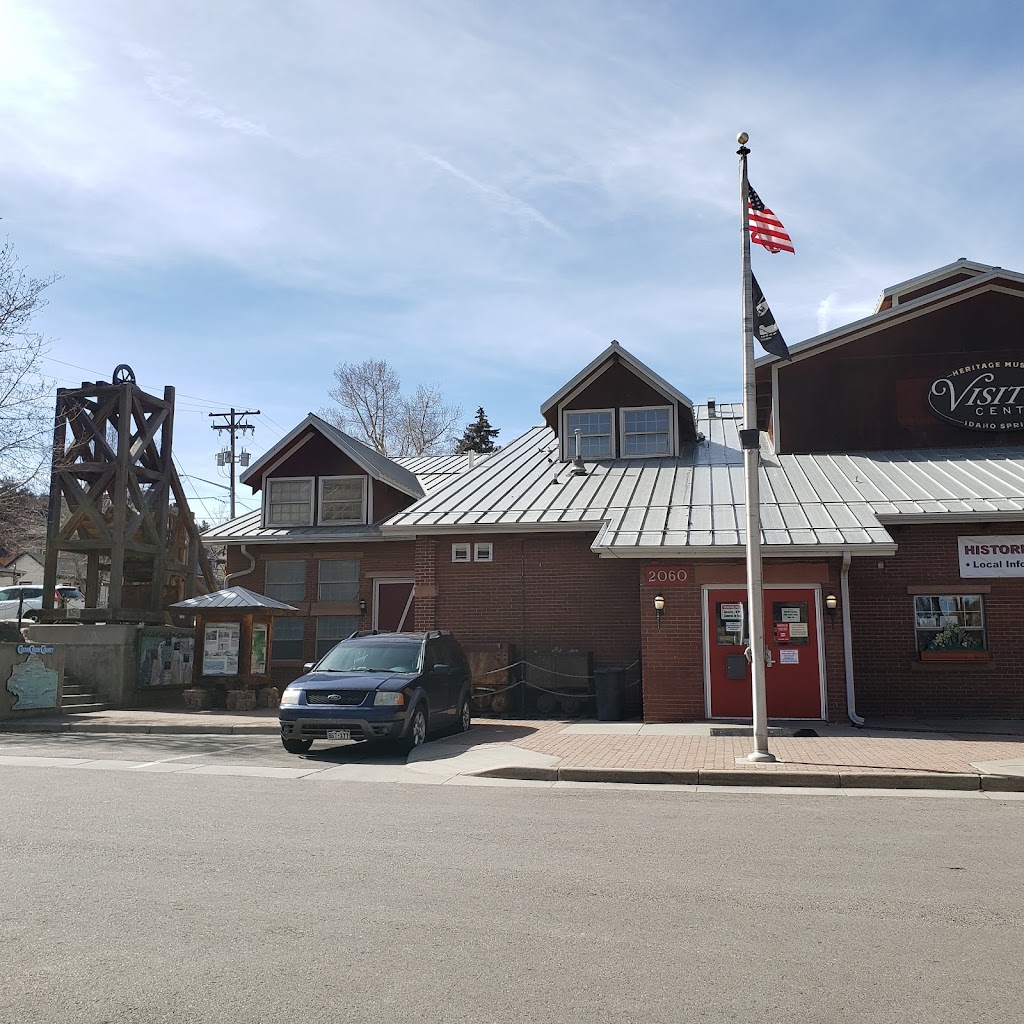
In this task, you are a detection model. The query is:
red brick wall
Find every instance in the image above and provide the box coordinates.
[849,521,1024,718]
[414,532,642,671]
[640,566,705,721]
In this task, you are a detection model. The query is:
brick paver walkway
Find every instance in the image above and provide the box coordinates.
[465,719,1024,777]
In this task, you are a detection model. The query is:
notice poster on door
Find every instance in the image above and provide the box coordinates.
[775,622,791,643]
[780,606,801,622]
[789,622,809,639]
[779,649,799,665]
[203,622,239,676]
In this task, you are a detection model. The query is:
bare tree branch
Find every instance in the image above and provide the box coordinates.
[0,240,58,532]
[322,360,461,457]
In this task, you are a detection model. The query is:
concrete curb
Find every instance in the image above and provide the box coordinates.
[0,722,280,736]
[471,765,1024,792]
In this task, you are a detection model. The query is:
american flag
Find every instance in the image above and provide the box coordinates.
[748,186,794,254]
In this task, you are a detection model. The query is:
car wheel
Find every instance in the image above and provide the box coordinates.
[455,697,471,734]
[397,707,428,754]
[282,737,313,755]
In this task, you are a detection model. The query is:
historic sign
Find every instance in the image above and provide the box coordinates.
[7,655,59,710]
[958,535,1024,577]
[927,361,1024,432]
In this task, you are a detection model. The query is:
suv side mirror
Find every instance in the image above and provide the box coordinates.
[303,662,315,673]
[432,663,451,675]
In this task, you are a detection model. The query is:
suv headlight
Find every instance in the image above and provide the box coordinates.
[280,687,302,707]
[373,691,405,706]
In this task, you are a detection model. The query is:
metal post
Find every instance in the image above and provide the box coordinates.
[738,133,776,763]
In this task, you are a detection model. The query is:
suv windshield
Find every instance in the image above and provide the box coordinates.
[316,641,422,674]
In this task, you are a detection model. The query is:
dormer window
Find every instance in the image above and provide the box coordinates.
[622,406,673,456]
[564,410,613,459]
[265,478,313,526]
[319,477,367,525]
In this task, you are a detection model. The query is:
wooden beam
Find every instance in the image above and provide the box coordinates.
[42,392,68,611]
[106,382,132,609]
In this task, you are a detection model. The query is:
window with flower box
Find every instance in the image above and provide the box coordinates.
[913,595,986,652]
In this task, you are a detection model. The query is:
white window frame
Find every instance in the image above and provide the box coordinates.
[474,542,493,562]
[619,405,675,458]
[562,408,615,461]
[264,476,314,528]
[452,543,471,563]
[913,594,987,652]
[318,476,368,526]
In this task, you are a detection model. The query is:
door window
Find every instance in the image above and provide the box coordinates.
[715,601,748,645]
[771,601,809,646]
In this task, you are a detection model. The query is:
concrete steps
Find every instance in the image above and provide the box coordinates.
[61,680,108,714]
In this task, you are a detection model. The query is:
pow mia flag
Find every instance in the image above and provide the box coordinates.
[751,274,791,361]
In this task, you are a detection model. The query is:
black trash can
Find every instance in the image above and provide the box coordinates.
[593,667,626,721]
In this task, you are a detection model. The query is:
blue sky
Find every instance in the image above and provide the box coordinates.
[2,0,1023,522]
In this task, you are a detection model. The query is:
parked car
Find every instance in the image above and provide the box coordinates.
[0,584,86,620]
[57,586,86,610]
[278,630,472,755]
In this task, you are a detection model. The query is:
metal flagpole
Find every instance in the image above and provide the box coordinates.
[737,132,776,762]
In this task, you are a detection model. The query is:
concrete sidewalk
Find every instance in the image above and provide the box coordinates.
[3,709,1024,790]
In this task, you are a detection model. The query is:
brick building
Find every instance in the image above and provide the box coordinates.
[206,259,1024,722]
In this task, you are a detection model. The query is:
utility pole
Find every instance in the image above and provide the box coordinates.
[209,408,259,519]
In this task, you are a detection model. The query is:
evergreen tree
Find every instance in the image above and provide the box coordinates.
[454,407,500,454]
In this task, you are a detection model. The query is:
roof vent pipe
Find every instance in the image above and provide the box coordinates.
[466,451,476,470]
[708,398,717,418]
[571,428,588,476]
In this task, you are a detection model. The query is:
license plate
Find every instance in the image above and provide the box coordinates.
[66,607,81,619]
[326,729,351,741]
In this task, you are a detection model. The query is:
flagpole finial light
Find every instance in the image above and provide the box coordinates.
[737,132,749,145]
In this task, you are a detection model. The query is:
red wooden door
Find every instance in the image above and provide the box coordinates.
[375,581,415,632]
[706,587,823,719]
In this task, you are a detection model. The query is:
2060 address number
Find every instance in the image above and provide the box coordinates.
[645,567,689,585]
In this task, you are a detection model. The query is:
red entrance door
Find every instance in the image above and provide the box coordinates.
[375,580,415,632]
[706,587,823,719]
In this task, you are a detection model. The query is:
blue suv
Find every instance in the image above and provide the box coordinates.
[278,631,472,755]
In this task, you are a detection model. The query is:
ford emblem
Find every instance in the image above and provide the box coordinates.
[328,693,342,702]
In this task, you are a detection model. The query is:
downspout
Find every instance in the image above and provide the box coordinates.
[841,549,864,727]
[224,544,256,587]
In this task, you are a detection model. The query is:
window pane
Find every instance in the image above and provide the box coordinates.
[321,478,365,523]
[318,559,359,601]
[913,594,986,651]
[265,560,305,602]
[316,615,359,658]
[272,616,305,661]
[623,408,670,456]
[267,479,311,525]
[566,411,612,458]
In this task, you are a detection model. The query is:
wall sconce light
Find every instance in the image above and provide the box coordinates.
[654,592,665,628]
[825,593,838,626]
[358,597,367,616]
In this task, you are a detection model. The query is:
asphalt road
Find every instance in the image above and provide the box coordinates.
[1,735,1023,1024]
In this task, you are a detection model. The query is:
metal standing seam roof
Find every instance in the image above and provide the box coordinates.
[382,404,1024,556]
[170,586,297,610]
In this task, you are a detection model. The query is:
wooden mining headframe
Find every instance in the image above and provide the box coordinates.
[41,364,217,624]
